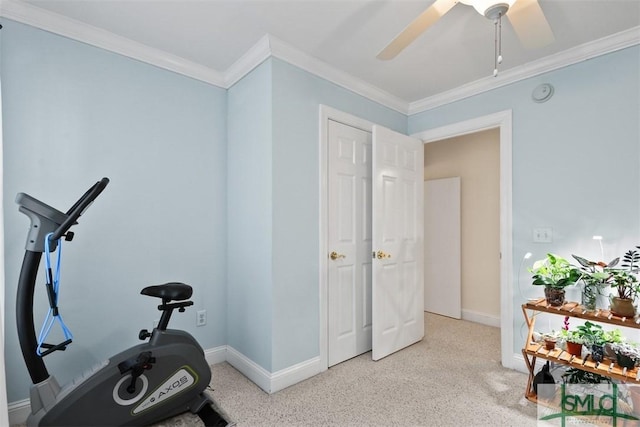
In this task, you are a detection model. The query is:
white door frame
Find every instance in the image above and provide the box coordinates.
[0,76,10,425]
[411,109,514,370]
[319,105,377,371]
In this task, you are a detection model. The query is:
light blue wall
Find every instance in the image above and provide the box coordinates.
[226,60,273,370]
[270,58,406,371]
[409,45,640,354]
[2,20,228,402]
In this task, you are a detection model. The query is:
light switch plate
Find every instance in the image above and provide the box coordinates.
[533,227,553,243]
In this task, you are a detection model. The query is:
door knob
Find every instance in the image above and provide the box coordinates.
[376,251,391,259]
[330,251,346,260]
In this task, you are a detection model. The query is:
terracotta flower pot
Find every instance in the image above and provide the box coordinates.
[610,297,636,317]
[544,287,565,307]
[566,341,582,357]
[544,337,557,351]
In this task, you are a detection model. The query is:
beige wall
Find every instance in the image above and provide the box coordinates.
[424,128,500,319]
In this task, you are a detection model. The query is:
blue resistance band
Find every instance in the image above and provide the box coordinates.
[36,233,73,356]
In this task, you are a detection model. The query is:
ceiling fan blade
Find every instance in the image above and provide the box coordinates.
[506,0,555,49]
[376,0,457,60]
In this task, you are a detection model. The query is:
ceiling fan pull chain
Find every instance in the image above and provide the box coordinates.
[493,12,504,77]
[493,17,499,77]
[498,12,503,65]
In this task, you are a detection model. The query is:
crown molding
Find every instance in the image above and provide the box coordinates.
[223,33,408,113]
[408,26,640,115]
[266,35,408,114]
[224,34,272,88]
[0,0,226,87]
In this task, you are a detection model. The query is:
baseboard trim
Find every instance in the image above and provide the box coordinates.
[270,356,322,394]
[510,352,529,375]
[462,309,501,328]
[204,345,227,366]
[225,346,272,393]
[8,398,30,426]
[225,346,322,394]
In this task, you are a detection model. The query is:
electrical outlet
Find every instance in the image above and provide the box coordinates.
[196,310,207,326]
[533,227,553,243]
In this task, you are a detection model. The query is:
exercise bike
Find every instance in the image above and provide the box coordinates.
[15,178,228,426]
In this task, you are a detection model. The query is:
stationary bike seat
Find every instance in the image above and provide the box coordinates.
[141,282,193,301]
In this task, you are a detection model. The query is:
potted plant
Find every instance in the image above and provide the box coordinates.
[530,253,581,306]
[604,328,625,358]
[562,367,611,385]
[572,254,618,311]
[609,247,640,317]
[609,269,639,317]
[609,342,640,369]
[542,332,558,350]
[574,321,607,362]
[560,329,585,357]
[604,329,625,344]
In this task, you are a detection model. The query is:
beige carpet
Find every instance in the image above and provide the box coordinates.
[155,312,538,427]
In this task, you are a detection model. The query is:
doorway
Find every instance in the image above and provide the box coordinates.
[412,110,515,370]
[424,129,500,327]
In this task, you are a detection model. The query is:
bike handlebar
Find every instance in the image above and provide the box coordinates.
[16,177,110,252]
[50,177,110,242]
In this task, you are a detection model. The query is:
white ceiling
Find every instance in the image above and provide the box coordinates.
[9,0,640,110]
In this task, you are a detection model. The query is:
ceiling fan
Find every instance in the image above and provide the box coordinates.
[377,0,555,74]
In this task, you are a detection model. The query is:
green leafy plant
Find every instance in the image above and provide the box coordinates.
[610,247,640,300]
[574,321,606,346]
[542,331,560,339]
[530,253,581,289]
[572,255,619,310]
[573,255,619,282]
[610,342,640,368]
[562,367,611,384]
[610,342,640,359]
[559,317,583,344]
[560,329,585,344]
[573,255,617,285]
[610,269,640,300]
[603,329,625,344]
[621,247,640,273]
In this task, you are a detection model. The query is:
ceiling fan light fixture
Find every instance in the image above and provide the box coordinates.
[459,0,516,19]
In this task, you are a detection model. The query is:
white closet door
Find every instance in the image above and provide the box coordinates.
[327,120,372,366]
[371,125,424,361]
